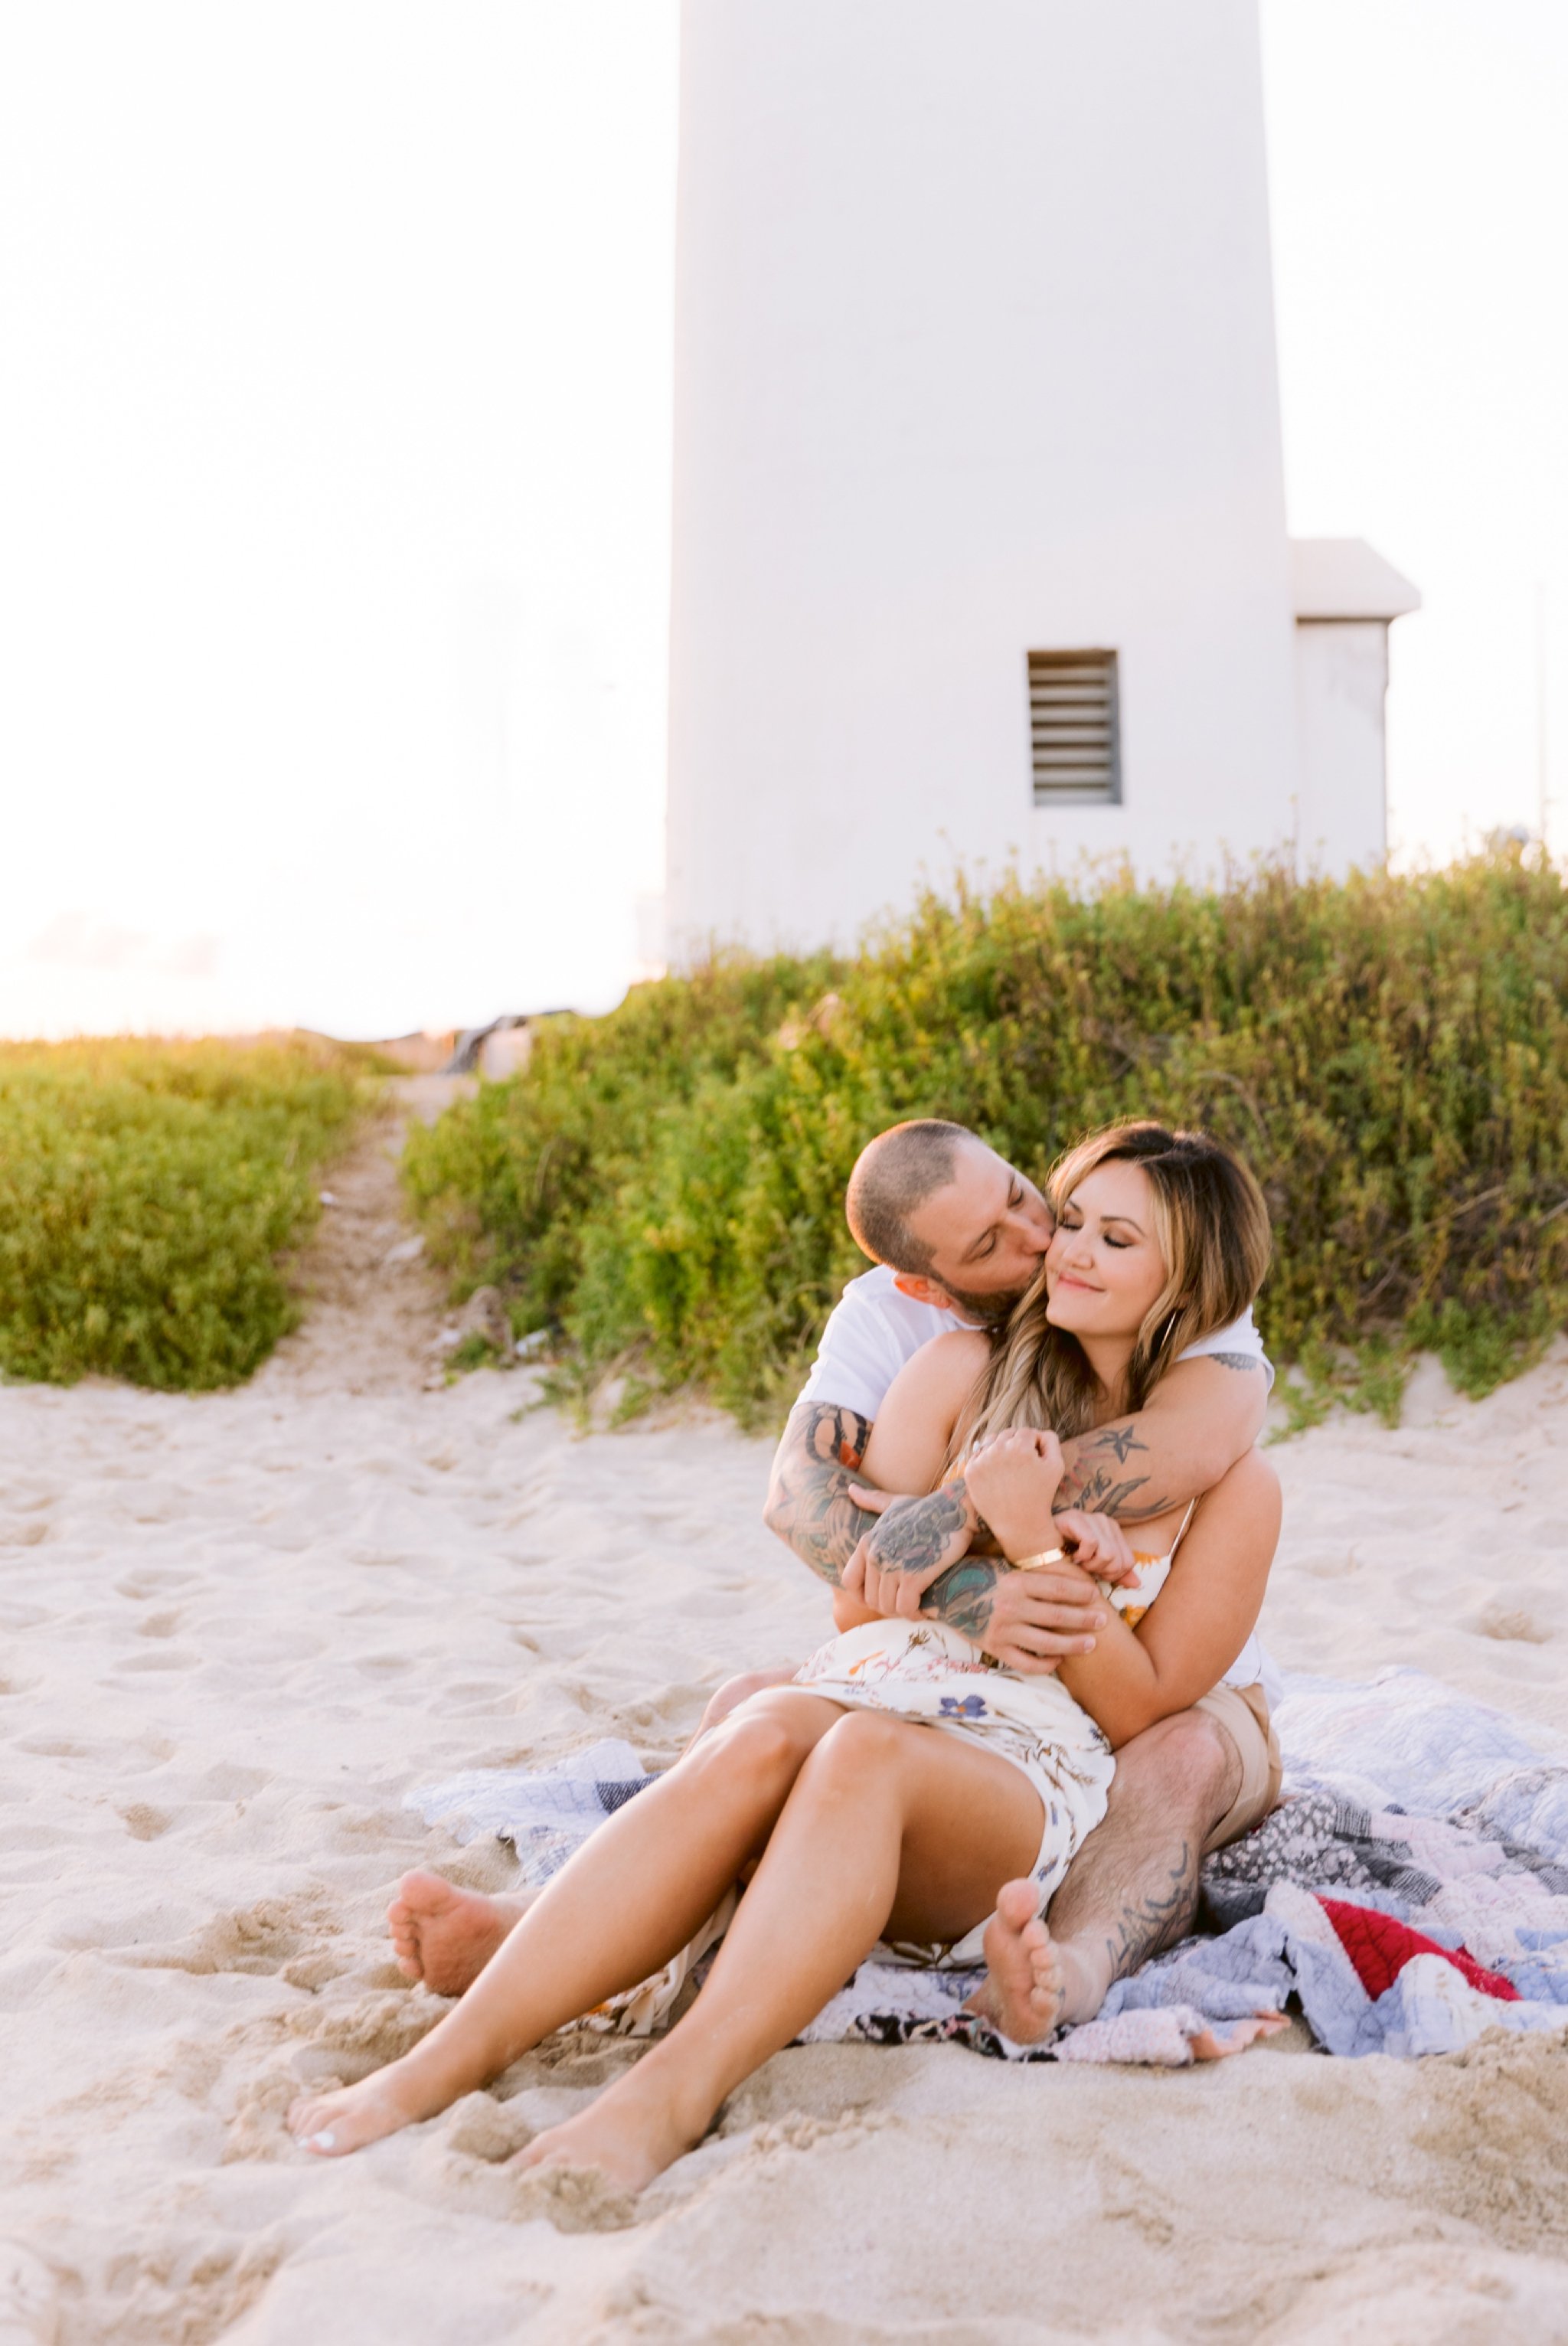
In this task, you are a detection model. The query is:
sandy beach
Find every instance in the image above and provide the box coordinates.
[2,1117,1566,2344]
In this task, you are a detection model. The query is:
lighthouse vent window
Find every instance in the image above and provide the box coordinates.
[1027,649,1122,805]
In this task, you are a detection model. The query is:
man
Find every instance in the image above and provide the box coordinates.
[388,1119,1276,2043]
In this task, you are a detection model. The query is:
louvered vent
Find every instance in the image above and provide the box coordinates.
[1027,649,1121,804]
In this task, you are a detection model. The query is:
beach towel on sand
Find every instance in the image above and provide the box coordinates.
[410,1668,1568,2068]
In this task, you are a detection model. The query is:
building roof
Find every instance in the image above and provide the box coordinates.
[1290,538,1422,622]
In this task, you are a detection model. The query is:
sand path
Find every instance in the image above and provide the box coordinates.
[1,1115,1566,2341]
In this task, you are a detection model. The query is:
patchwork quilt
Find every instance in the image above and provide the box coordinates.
[411,1667,1568,2067]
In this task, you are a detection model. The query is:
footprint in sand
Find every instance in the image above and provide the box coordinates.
[113,1570,199,1602]
[116,1803,174,1841]
[0,2241,60,2345]
[1474,1602,1553,1645]
[134,1612,182,1639]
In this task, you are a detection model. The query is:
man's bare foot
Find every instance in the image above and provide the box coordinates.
[964,1878,1084,2044]
[388,1871,531,1995]
[513,2072,702,2196]
[288,2066,430,2158]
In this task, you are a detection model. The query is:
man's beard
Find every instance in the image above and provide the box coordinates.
[942,1280,1029,1328]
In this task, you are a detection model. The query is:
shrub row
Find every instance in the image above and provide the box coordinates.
[0,1037,371,1390]
[402,852,1568,1427]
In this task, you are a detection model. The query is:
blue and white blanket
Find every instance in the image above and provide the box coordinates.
[410,1668,1568,2067]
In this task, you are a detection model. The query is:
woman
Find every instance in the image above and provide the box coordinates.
[288,1121,1282,2190]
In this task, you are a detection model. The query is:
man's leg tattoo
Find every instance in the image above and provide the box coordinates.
[1092,1835,1200,1988]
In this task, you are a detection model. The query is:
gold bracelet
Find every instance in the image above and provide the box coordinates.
[1012,1547,1066,1572]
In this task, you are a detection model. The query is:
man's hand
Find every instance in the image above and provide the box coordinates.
[841,1527,919,1619]
[848,1478,979,1611]
[920,1553,1106,1673]
[841,1541,1106,1669]
[846,1498,1138,1621]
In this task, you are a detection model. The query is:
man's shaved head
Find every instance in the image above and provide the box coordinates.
[845,1121,1057,1316]
[845,1120,971,1274]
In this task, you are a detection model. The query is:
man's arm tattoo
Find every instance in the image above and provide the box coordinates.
[1094,1424,1148,1465]
[1055,1422,1171,1523]
[1065,1466,1166,1518]
[921,1554,1001,1643]
[762,1402,879,1587]
[864,1479,972,1579]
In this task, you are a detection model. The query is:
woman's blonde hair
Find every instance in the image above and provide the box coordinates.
[953,1120,1272,1459]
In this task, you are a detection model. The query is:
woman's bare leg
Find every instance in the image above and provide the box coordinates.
[288,1694,845,2155]
[516,1712,1046,2191]
[387,1671,807,1997]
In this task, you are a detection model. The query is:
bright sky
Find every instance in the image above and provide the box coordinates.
[1262,0,1567,873]
[1,2,1563,1039]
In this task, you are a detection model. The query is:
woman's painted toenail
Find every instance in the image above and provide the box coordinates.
[309,2130,337,2151]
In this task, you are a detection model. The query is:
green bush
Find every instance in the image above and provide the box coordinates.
[403,852,1568,1426]
[0,1037,371,1389]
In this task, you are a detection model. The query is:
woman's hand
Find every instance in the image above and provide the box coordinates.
[963,1427,1065,1562]
[1054,1509,1138,1587]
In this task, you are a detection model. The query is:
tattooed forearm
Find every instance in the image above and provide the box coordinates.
[1055,1421,1171,1522]
[1063,1467,1171,1519]
[922,1554,1002,1643]
[864,1479,973,1579]
[1088,1423,1147,1465]
[762,1402,880,1586]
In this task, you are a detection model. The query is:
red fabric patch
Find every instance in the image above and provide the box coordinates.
[1319,1897,1521,2004]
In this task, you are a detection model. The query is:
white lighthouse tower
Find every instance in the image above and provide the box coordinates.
[665,0,1416,961]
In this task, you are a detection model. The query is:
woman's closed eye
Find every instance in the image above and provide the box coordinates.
[1060,1213,1128,1250]
[1061,1209,1133,1250]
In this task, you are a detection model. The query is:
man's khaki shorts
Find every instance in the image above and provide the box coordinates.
[1193,1681,1282,1854]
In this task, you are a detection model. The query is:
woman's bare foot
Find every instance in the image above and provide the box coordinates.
[388,1871,531,1995]
[288,2065,433,2158]
[964,1878,1083,2044]
[513,2070,704,2196]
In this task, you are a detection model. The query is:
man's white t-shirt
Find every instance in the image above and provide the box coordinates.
[797,1263,1273,1427]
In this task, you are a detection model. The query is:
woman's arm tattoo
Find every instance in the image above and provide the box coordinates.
[761,1402,879,1587]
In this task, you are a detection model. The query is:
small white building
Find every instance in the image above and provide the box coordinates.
[665,0,1419,962]
[1290,538,1421,874]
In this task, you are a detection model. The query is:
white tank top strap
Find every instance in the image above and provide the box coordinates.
[1168,1495,1200,1561]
